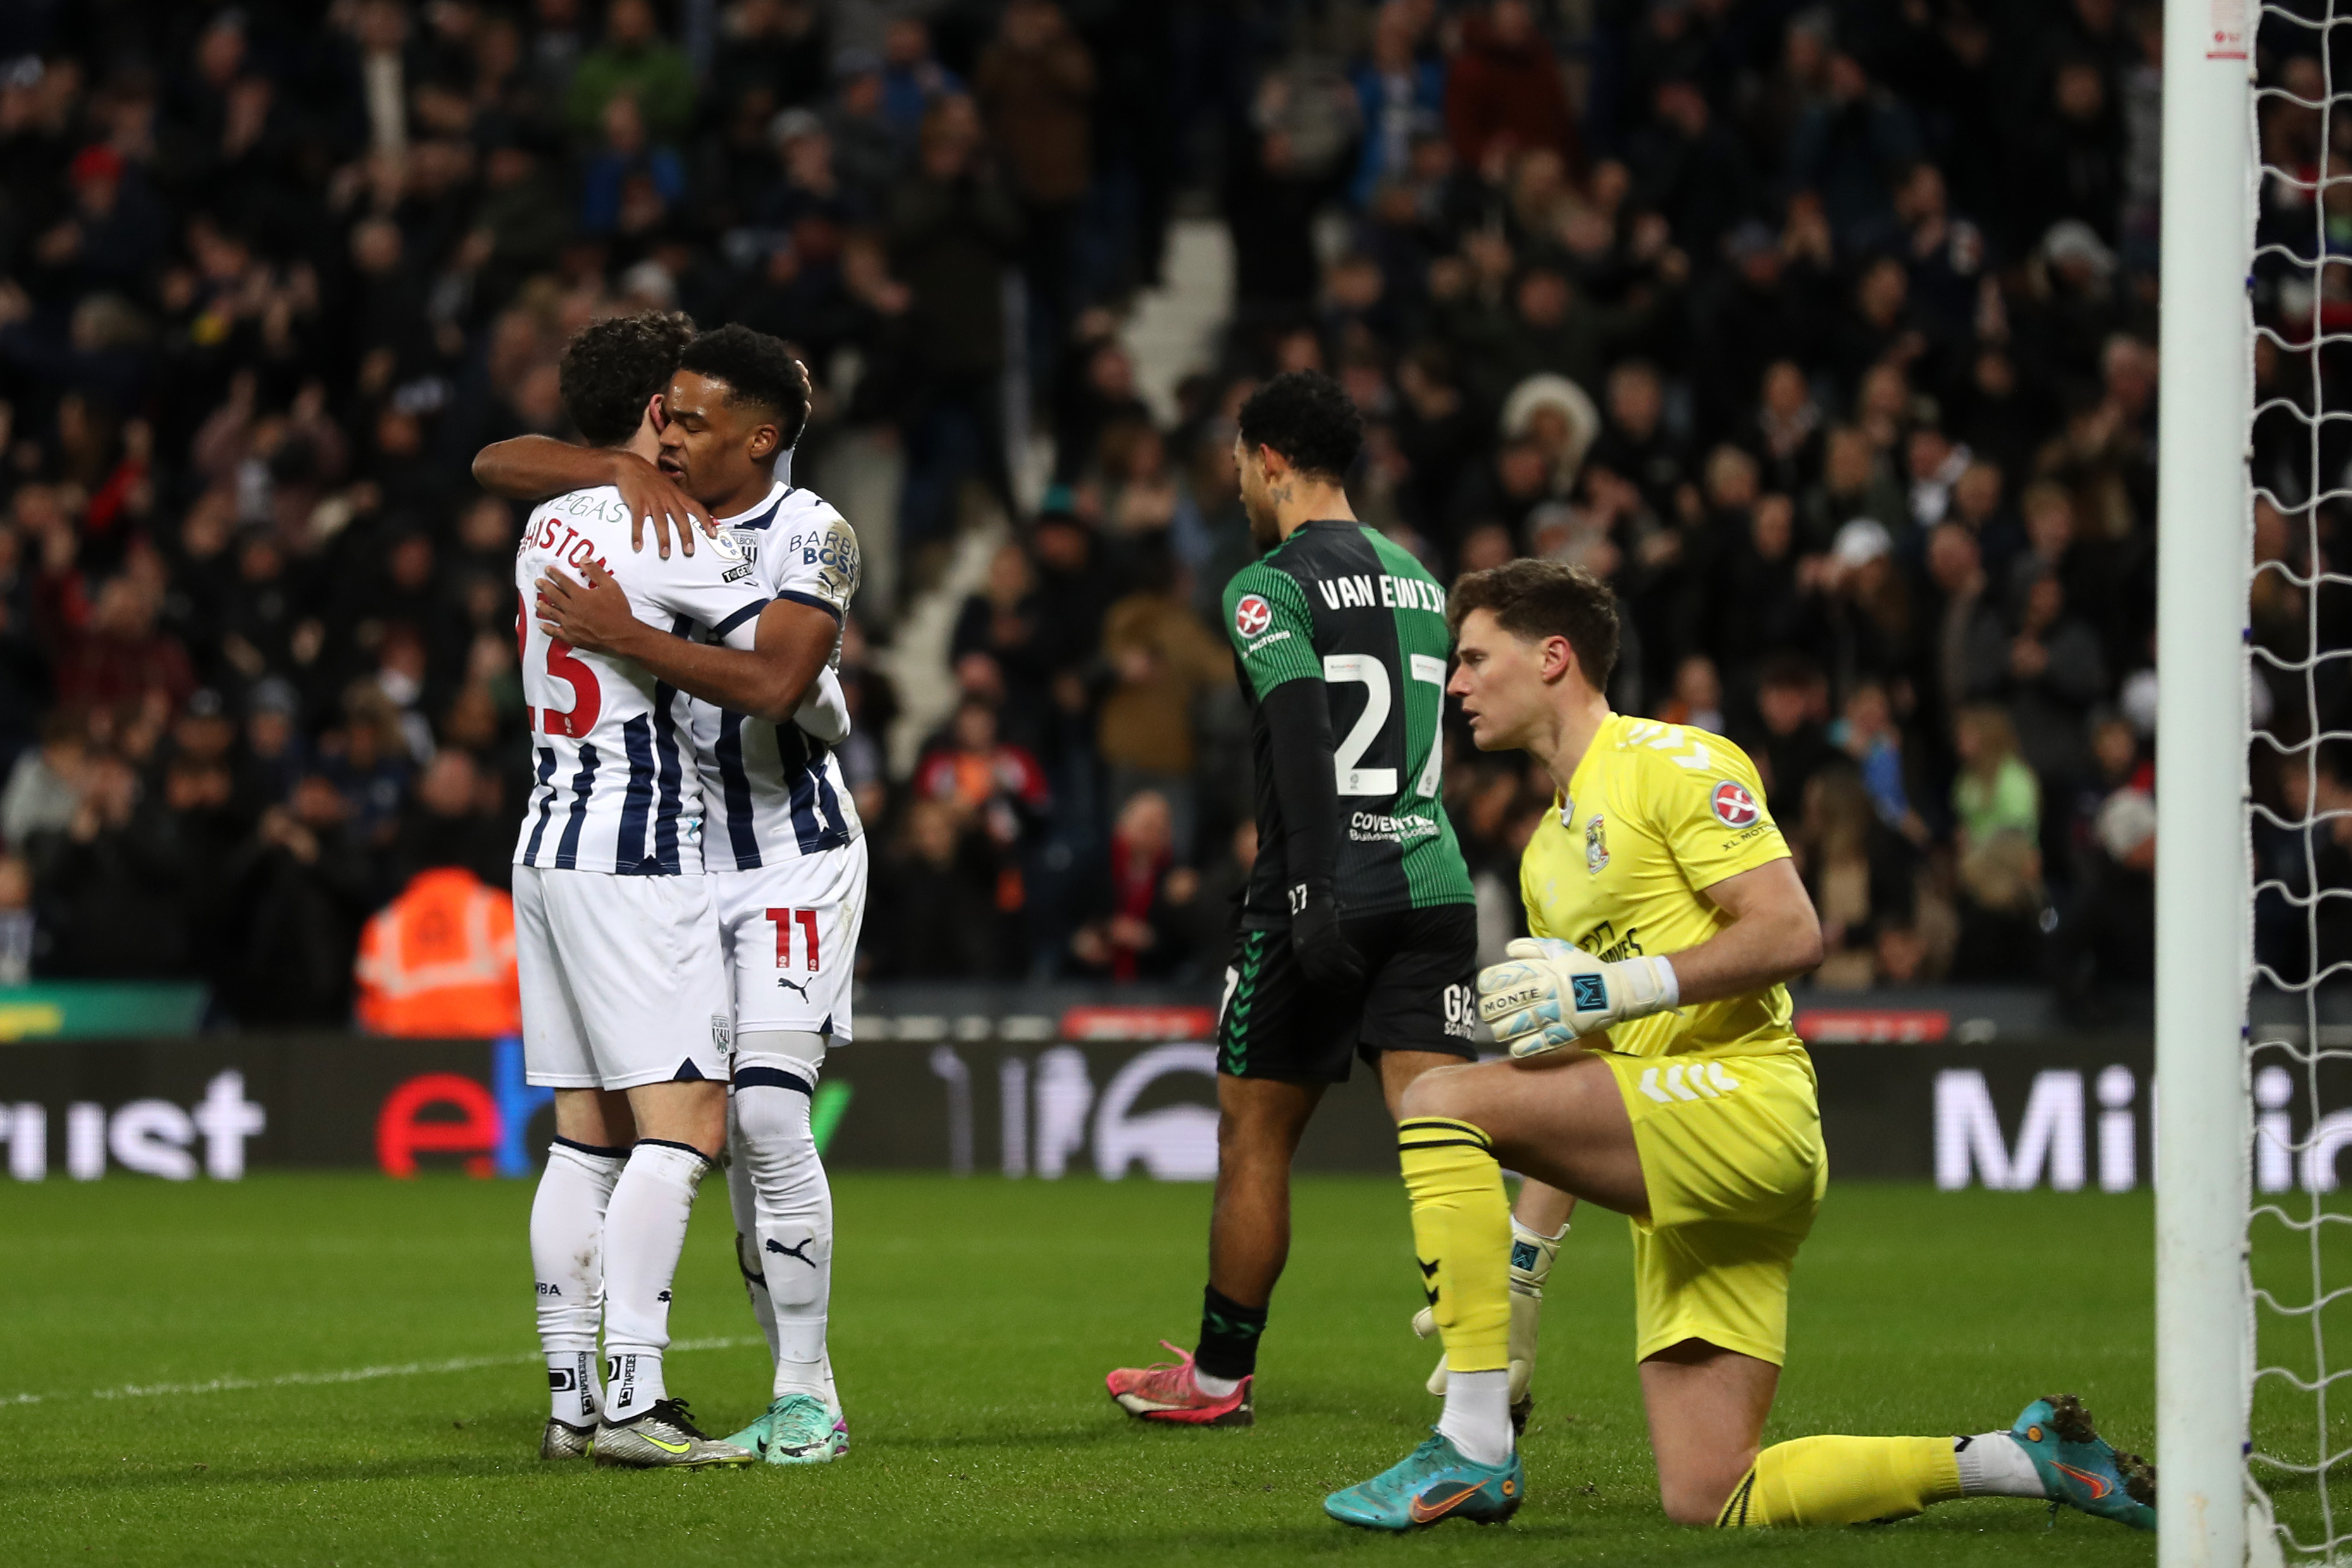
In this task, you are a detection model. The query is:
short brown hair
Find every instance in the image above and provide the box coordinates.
[1449,558,1620,689]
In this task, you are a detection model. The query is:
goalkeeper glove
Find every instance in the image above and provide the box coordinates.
[1475,938,1678,1058]
[1414,1216,1566,1417]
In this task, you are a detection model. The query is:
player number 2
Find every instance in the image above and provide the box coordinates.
[1324,654,1446,799]
[767,907,820,971]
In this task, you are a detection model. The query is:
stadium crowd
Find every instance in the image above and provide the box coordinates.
[0,0,2253,1022]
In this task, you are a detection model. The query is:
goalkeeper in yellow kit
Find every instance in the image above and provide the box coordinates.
[1324,559,2157,1534]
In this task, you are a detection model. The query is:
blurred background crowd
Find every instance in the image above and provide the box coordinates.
[0,0,2313,1026]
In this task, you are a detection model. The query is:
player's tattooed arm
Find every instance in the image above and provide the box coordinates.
[536,562,837,725]
[472,436,713,559]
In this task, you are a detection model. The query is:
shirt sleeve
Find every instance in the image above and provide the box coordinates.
[643,528,772,650]
[767,505,861,623]
[1623,722,1793,891]
[1222,563,1321,697]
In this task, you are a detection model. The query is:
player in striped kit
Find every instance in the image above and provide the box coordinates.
[499,315,840,1469]
[494,325,864,1467]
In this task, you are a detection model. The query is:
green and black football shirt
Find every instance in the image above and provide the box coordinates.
[1221,519,1475,931]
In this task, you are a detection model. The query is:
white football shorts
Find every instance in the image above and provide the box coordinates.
[513,865,734,1089]
[711,839,868,1041]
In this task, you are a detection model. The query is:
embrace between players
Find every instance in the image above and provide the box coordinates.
[480,333,2157,1531]
[477,312,860,1468]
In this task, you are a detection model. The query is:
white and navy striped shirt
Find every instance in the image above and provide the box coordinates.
[511,485,771,875]
[688,481,864,871]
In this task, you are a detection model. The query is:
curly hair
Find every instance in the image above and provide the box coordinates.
[1236,370,1364,482]
[677,324,811,451]
[557,310,696,446]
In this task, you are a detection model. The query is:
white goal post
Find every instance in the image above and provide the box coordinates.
[2157,1,2255,1564]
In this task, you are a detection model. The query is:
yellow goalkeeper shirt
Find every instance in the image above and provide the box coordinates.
[1519,715,1804,1061]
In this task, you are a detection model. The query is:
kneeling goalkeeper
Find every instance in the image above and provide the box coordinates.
[1324,558,2157,1534]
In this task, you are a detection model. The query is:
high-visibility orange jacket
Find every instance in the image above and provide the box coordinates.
[354,867,522,1037]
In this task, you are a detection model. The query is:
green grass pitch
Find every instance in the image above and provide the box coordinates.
[4,1173,2172,1566]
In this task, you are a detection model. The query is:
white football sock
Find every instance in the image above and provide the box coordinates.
[1438,1369,1514,1467]
[529,1138,622,1426]
[734,1034,834,1402]
[722,1105,782,1364]
[600,1137,710,1421]
[1954,1432,2048,1498]
[1193,1368,1242,1398]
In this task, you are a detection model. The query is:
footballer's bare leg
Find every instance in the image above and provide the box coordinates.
[1204,1073,1323,1320]
[591,1077,750,1465]
[1377,1049,1467,1117]
[624,1079,727,1156]
[530,1087,636,1454]
[1641,1339,1779,1523]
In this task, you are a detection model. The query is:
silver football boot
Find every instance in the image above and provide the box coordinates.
[592,1398,756,1469]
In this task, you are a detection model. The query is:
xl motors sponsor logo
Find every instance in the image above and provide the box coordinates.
[0,1072,266,1180]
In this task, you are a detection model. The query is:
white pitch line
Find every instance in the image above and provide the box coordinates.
[3,1335,763,1407]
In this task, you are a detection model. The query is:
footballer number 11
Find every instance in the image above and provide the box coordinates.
[768,907,820,972]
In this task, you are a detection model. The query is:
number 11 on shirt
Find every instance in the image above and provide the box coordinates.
[767,907,820,971]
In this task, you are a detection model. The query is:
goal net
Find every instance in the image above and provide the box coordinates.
[2222,3,2352,1562]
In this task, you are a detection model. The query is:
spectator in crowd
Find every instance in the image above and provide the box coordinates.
[1792,764,1923,991]
[870,795,1005,979]
[1950,704,2045,979]
[1095,544,1228,857]
[3,708,88,849]
[1069,788,1201,982]
[1446,1,1578,180]
[566,0,693,139]
[975,0,1093,368]
[889,96,1021,551]
[354,802,520,1038]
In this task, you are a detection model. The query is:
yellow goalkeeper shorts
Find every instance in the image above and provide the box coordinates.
[1594,1046,1828,1368]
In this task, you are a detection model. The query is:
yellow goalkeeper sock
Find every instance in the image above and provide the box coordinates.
[1397,1117,1511,1375]
[1716,1436,1963,1528]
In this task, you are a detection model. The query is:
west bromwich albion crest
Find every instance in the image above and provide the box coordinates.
[1585,813,1609,874]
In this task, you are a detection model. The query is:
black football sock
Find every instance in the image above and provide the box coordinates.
[1194,1285,1269,1386]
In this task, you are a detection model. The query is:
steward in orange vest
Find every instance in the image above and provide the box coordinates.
[354,866,522,1036]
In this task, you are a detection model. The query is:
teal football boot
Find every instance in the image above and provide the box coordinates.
[746,1393,847,1466]
[2010,1394,2157,1531]
[721,1404,775,1458]
[1324,1431,1524,1531]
